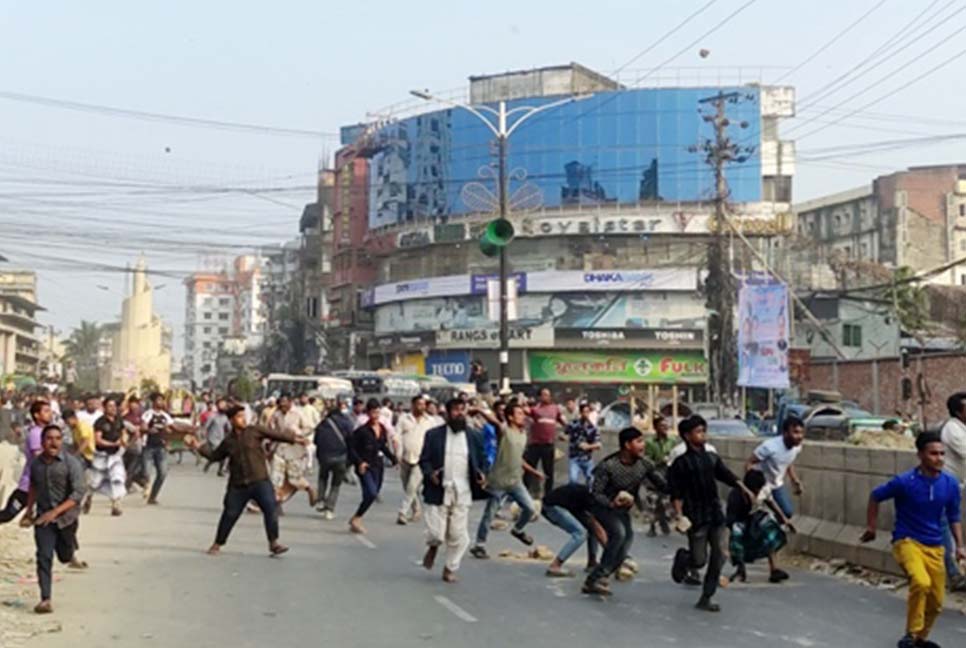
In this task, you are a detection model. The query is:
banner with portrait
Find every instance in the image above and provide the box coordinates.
[737,277,790,389]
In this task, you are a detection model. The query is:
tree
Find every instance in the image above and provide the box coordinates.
[63,320,101,392]
[885,267,929,339]
[232,371,257,402]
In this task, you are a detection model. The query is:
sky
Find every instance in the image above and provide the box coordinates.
[1,0,965,360]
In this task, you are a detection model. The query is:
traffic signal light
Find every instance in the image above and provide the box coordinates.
[479,218,515,257]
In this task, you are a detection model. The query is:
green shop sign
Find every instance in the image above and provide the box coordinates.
[528,350,708,384]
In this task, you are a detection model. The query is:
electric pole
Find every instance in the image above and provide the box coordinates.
[694,91,755,409]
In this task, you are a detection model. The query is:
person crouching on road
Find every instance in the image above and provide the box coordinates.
[183,405,308,556]
[542,483,606,578]
[26,425,87,614]
[861,431,965,648]
[419,398,489,583]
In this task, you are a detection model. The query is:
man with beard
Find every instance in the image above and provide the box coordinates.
[419,399,488,583]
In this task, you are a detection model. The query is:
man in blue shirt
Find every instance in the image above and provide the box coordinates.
[562,402,601,485]
[862,432,965,648]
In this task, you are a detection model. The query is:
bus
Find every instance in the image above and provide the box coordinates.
[331,370,422,402]
[263,374,354,401]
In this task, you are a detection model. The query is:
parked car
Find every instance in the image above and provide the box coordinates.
[706,418,756,438]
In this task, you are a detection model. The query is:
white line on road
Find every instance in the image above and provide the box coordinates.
[353,535,377,549]
[433,595,478,623]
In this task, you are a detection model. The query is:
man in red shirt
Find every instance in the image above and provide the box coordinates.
[525,388,567,499]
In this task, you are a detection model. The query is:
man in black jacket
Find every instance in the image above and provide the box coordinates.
[419,398,488,583]
[314,402,354,520]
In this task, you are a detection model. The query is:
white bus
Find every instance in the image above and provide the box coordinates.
[263,374,354,401]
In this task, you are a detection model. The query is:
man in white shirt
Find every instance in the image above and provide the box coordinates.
[940,392,966,591]
[746,416,805,519]
[396,395,438,525]
[76,395,103,428]
[419,399,488,583]
[269,393,318,508]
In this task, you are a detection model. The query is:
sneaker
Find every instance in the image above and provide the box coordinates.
[545,567,574,578]
[315,504,327,513]
[695,596,720,612]
[469,545,489,560]
[769,569,790,583]
[396,514,408,526]
[510,528,534,546]
[34,600,53,614]
[324,510,335,521]
[581,580,612,596]
[896,635,918,648]
[671,548,690,584]
[683,573,702,586]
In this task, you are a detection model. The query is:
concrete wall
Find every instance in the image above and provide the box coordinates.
[714,437,924,576]
[805,352,966,420]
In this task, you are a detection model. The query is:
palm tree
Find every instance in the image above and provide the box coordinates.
[64,320,102,391]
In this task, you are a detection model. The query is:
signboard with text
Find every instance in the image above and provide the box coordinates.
[554,327,703,349]
[425,350,472,382]
[528,350,707,384]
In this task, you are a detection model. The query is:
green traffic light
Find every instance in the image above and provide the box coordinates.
[478,218,514,256]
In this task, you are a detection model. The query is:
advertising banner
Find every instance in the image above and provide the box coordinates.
[554,327,703,349]
[737,278,790,389]
[391,353,425,376]
[368,275,471,306]
[375,292,705,335]
[526,269,697,293]
[470,272,527,296]
[528,350,707,384]
[425,350,472,382]
[435,326,554,349]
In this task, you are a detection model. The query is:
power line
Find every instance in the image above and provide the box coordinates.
[613,0,720,76]
[772,0,890,83]
[0,89,339,139]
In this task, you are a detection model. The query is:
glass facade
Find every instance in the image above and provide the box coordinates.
[357,86,763,229]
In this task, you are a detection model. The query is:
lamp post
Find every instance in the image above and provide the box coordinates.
[409,90,589,393]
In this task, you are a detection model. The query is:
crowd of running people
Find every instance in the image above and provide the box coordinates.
[2,385,964,647]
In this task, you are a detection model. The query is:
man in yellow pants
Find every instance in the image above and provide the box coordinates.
[862,431,965,648]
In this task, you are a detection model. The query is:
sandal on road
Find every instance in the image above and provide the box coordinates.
[510,529,534,546]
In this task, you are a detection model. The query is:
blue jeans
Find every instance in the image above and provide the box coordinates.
[142,446,168,502]
[475,482,534,545]
[354,467,382,518]
[542,505,587,564]
[569,456,594,485]
[942,517,961,578]
[772,484,794,519]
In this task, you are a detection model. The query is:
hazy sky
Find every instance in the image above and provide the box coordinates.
[1,1,964,359]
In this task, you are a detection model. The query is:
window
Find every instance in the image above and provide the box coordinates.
[218,327,228,335]
[203,326,211,334]
[218,313,229,321]
[219,298,230,306]
[203,312,211,320]
[960,204,965,217]
[843,324,863,347]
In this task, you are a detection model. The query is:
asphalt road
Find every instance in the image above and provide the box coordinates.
[27,463,966,648]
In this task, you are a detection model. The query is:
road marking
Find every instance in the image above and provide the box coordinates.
[353,535,377,549]
[433,595,478,623]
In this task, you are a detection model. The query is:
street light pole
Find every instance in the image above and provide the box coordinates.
[410,90,589,394]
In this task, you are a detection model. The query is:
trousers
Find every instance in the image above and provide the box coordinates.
[317,460,347,512]
[425,490,471,571]
[688,523,727,599]
[399,461,423,517]
[142,446,168,502]
[214,480,279,546]
[475,482,534,545]
[893,538,946,640]
[0,489,28,524]
[35,522,78,601]
[587,508,633,583]
[523,444,555,498]
[354,467,382,518]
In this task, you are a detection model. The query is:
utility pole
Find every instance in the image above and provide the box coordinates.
[694,91,754,409]
[496,117,510,394]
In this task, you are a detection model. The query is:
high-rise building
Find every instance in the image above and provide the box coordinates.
[183,254,267,389]
[99,258,172,392]
[0,270,43,377]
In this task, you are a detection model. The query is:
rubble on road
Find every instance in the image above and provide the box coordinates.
[784,552,966,614]
[1,524,63,647]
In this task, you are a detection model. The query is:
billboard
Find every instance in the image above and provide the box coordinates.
[425,350,472,382]
[374,292,705,335]
[554,327,703,349]
[362,86,762,229]
[528,350,708,384]
[737,278,790,389]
